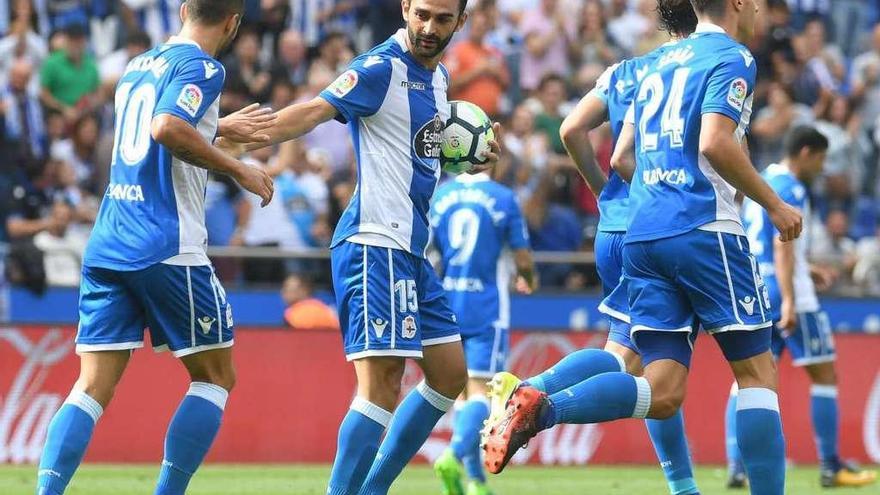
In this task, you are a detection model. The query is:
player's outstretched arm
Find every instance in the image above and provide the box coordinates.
[773,236,797,330]
[152,114,274,206]
[609,121,635,183]
[699,113,802,242]
[256,97,338,150]
[560,94,608,196]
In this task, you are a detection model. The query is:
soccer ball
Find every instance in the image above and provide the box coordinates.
[441,101,495,175]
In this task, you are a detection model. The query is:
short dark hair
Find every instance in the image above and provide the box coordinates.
[689,0,726,17]
[186,0,243,25]
[538,73,567,92]
[657,0,698,37]
[784,126,829,157]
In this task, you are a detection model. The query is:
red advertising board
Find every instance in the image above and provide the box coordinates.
[1,326,879,466]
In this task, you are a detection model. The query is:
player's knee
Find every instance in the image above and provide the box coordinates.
[190,366,236,392]
[648,390,684,419]
[806,362,837,386]
[425,364,466,400]
[76,382,117,409]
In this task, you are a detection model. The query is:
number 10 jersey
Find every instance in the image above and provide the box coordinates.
[84,37,225,271]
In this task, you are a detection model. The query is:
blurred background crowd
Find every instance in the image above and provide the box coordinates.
[2,0,880,298]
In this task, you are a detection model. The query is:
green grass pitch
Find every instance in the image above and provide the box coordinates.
[3,464,872,494]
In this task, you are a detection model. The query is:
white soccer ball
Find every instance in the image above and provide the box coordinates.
[440,101,495,175]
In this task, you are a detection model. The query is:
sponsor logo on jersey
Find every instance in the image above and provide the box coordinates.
[197,316,215,335]
[176,83,203,118]
[371,318,388,338]
[442,277,486,293]
[641,168,690,186]
[413,114,444,163]
[727,78,748,111]
[329,70,358,97]
[738,296,756,316]
[203,61,220,79]
[106,183,145,202]
[402,315,417,339]
[400,80,426,91]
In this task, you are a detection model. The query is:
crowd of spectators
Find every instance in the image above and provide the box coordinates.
[1,0,880,296]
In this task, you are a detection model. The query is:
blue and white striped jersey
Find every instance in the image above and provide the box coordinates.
[627,23,756,243]
[588,42,678,233]
[743,164,819,317]
[430,174,529,331]
[321,29,451,258]
[84,37,225,270]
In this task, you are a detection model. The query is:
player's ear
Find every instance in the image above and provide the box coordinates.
[179,1,188,24]
[401,0,410,22]
[456,11,468,32]
[226,13,241,36]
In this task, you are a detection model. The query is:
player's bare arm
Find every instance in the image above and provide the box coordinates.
[514,248,537,294]
[609,121,636,183]
[773,235,797,330]
[560,94,608,196]
[152,113,274,206]
[699,113,802,242]
[217,97,338,155]
[217,103,278,143]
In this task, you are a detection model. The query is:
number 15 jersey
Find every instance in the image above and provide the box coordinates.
[84,37,225,271]
[627,23,756,243]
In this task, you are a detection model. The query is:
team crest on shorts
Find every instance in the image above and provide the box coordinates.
[402,315,417,339]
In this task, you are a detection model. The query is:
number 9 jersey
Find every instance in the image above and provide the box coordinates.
[84,37,225,271]
[626,24,756,243]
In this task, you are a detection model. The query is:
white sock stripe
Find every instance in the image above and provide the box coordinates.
[351,396,393,427]
[729,382,739,397]
[187,382,229,411]
[64,390,103,423]
[417,381,455,412]
[632,377,651,419]
[736,387,779,412]
[810,384,838,398]
[611,352,626,373]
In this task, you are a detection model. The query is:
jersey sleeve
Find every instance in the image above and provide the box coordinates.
[505,194,530,250]
[319,55,393,123]
[623,102,635,125]
[701,49,757,125]
[777,179,808,212]
[587,63,619,104]
[154,56,225,126]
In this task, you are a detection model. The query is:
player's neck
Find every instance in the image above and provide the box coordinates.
[696,16,737,39]
[781,159,802,179]
[177,25,221,57]
[403,37,441,70]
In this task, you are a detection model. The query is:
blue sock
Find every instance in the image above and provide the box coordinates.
[646,412,699,495]
[327,398,392,495]
[525,349,625,393]
[359,381,455,495]
[154,383,228,495]
[450,397,489,483]
[37,390,103,495]
[810,385,841,472]
[724,386,744,475]
[540,373,651,429]
[736,388,785,495]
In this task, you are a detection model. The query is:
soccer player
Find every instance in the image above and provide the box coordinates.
[35,1,276,495]
[429,170,535,495]
[483,2,804,494]
[482,2,702,494]
[727,126,877,489]
[219,0,500,493]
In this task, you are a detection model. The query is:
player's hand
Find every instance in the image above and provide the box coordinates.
[218,103,278,143]
[811,265,838,291]
[778,297,797,332]
[234,161,274,207]
[215,137,248,158]
[768,201,803,242]
[515,274,537,294]
[469,122,503,175]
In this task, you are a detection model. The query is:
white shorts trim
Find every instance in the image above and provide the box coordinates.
[422,334,462,346]
[346,348,423,361]
[705,321,772,334]
[467,370,497,379]
[598,302,631,324]
[792,354,837,367]
[167,340,234,358]
[631,324,693,333]
[76,341,144,354]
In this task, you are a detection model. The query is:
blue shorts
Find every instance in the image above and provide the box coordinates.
[625,230,772,366]
[461,325,509,379]
[595,231,635,351]
[331,241,460,360]
[76,264,234,357]
[770,311,836,366]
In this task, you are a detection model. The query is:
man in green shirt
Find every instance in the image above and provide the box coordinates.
[40,24,100,121]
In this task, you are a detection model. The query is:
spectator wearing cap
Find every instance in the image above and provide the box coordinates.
[281,274,340,330]
[45,0,90,33]
[39,24,99,124]
[443,5,509,119]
